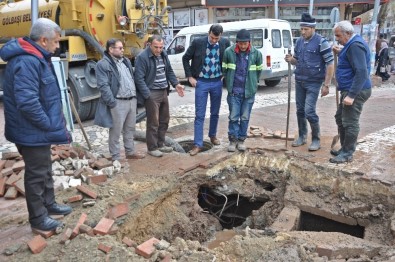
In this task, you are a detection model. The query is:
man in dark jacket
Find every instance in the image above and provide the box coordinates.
[95,38,145,161]
[330,20,372,163]
[0,18,72,231]
[285,13,334,151]
[222,29,263,152]
[134,35,184,157]
[182,24,230,156]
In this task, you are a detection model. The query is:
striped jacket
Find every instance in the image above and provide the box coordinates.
[222,44,263,98]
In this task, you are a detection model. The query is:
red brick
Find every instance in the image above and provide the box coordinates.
[2,152,20,160]
[93,217,115,235]
[161,254,172,262]
[69,149,79,159]
[68,195,83,203]
[108,224,118,235]
[135,237,160,258]
[76,185,97,199]
[98,243,112,254]
[122,236,136,247]
[4,160,16,168]
[93,158,113,169]
[0,160,6,172]
[28,235,47,254]
[5,173,21,186]
[124,193,141,203]
[87,174,107,185]
[107,202,129,219]
[32,227,55,239]
[51,155,60,162]
[4,187,18,199]
[0,177,7,197]
[79,224,94,236]
[12,160,25,172]
[1,167,13,177]
[73,168,84,178]
[59,228,73,244]
[14,179,25,196]
[71,213,88,239]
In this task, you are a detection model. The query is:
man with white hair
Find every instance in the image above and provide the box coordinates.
[0,18,72,231]
[330,20,372,163]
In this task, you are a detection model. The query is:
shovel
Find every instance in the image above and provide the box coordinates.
[331,53,340,149]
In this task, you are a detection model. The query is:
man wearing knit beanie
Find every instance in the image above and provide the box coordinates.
[223,29,263,152]
[285,13,334,151]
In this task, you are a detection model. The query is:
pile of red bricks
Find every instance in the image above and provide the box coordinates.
[0,145,116,201]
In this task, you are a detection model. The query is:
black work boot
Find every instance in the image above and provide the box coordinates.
[308,122,321,151]
[292,117,307,147]
[330,126,345,156]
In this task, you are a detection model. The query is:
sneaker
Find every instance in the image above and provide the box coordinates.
[210,137,220,145]
[189,146,202,156]
[31,216,63,231]
[158,146,173,153]
[148,150,163,157]
[237,141,246,151]
[47,203,72,216]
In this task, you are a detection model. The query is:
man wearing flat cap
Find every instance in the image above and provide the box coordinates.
[285,13,334,151]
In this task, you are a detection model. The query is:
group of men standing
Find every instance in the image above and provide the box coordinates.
[0,13,372,232]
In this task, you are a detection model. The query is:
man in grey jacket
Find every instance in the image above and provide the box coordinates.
[134,35,184,157]
[95,38,145,161]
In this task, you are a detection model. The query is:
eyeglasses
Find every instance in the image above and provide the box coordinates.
[111,46,124,50]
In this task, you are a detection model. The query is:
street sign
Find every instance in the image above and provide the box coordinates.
[354,17,362,25]
[330,7,340,25]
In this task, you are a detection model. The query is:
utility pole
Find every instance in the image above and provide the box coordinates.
[274,0,278,19]
[309,0,314,15]
[368,0,381,75]
[31,0,39,25]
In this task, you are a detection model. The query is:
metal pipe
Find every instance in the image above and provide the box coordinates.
[309,0,314,15]
[31,0,39,25]
[71,0,78,21]
[64,29,105,56]
[274,0,278,19]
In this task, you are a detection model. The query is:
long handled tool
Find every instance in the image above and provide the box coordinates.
[285,47,292,148]
[331,53,340,149]
[68,92,92,151]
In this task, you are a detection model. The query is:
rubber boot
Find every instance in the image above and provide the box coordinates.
[330,126,345,156]
[329,131,357,163]
[292,117,307,147]
[308,122,321,151]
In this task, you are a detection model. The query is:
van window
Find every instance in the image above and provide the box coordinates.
[223,29,263,48]
[190,34,207,44]
[282,30,292,49]
[272,29,281,48]
[167,36,186,55]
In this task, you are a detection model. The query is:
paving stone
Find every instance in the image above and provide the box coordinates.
[11,160,25,172]
[2,152,20,160]
[0,160,6,172]
[122,236,136,247]
[87,174,107,185]
[14,179,25,196]
[0,177,7,197]
[270,206,300,232]
[94,158,113,169]
[1,167,13,177]
[79,224,94,236]
[5,173,21,186]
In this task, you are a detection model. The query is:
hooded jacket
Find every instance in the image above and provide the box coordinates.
[0,37,71,146]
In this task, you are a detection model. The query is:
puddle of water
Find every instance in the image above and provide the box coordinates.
[207,230,237,249]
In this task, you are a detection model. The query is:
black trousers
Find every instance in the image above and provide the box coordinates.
[17,144,55,226]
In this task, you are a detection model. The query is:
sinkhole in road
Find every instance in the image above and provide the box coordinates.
[299,211,365,238]
[178,140,213,153]
[198,186,266,229]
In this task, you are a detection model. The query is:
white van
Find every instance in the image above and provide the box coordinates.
[167,19,293,87]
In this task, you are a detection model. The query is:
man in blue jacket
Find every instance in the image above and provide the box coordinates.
[134,35,184,157]
[330,21,372,163]
[285,13,334,151]
[182,24,230,156]
[0,18,72,231]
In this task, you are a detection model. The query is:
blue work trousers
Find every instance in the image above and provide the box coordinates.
[227,93,255,141]
[295,81,321,124]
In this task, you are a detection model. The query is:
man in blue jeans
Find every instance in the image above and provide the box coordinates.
[330,21,372,163]
[285,13,334,151]
[222,29,263,152]
[182,24,230,156]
